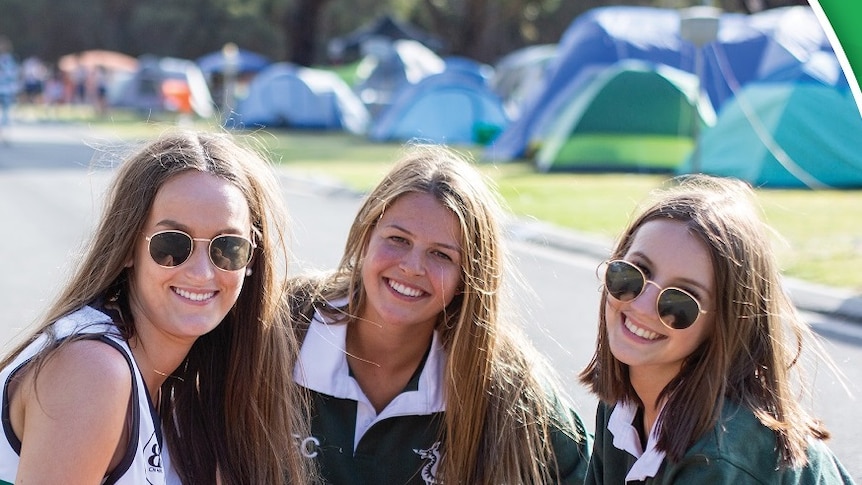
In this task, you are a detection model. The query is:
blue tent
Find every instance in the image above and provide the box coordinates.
[485,5,838,162]
[368,69,508,145]
[196,48,271,76]
[229,63,370,133]
[700,6,835,112]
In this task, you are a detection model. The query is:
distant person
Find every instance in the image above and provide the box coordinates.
[0,36,19,142]
[21,56,46,105]
[579,175,854,483]
[42,65,66,118]
[93,66,109,116]
[72,60,87,104]
[288,144,591,484]
[0,131,312,484]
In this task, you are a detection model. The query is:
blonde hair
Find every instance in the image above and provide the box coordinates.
[2,131,311,484]
[580,174,832,467]
[290,143,584,483]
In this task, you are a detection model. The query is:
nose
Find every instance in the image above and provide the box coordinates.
[184,240,216,280]
[399,249,426,276]
[627,280,661,318]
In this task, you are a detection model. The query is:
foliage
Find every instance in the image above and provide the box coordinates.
[0,0,810,66]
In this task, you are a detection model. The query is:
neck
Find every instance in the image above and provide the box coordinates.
[345,319,434,413]
[346,318,433,370]
[630,368,672,438]
[128,335,188,406]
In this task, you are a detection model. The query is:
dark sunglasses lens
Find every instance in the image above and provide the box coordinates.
[657,289,700,330]
[605,261,645,301]
[149,231,192,267]
[210,235,253,271]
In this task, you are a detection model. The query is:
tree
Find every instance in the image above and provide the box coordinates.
[283,0,334,66]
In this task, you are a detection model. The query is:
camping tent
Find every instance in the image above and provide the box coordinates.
[57,50,138,105]
[328,14,443,62]
[229,63,370,134]
[485,5,839,162]
[536,61,715,172]
[196,48,271,76]
[368,69,509,145]
[353,39,445,116]
[113,55,214,118]
[700,6,835,112]
[485,6,696,161]
[490,44,558,119]
[676,83,862,188]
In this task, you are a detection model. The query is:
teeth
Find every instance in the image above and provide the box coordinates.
[389,280,423,297]
[174,288,215,302]
[624,320,661,340]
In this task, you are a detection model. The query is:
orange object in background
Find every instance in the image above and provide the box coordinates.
[161,79,192,113]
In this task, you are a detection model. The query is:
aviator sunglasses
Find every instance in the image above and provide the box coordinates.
[145,230,256,272]
[601,259,707,330]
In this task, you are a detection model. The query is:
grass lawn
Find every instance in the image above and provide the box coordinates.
[51,111,862,292]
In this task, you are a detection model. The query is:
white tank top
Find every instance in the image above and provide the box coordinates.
[0,305,167,484]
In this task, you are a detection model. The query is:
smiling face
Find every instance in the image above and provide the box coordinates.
[359,191,463,336]
[127,170,253,346]
[605,218,715,389]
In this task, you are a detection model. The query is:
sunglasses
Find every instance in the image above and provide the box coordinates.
[601,259,707,330]
[145,230,256,272]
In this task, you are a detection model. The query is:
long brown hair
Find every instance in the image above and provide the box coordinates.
[290,144,585,483]
[2,131,311,484]
[580,174,831,467]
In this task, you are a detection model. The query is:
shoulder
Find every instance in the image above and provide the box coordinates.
[668,401,849,484]
[11,339,133,447]
[680,402,776,470]
[548,402,593,484]
[33,338,133,402]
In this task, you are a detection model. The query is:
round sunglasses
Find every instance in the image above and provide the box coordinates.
[145,230,256,272]
[601,259,707,330]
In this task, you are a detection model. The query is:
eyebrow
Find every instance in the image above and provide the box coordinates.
[388,223,462,253]
[154,219,248,236]
[632,252,712,294]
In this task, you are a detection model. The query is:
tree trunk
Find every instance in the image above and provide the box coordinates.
[285,0,333,66]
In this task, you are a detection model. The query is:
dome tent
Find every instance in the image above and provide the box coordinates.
[228,63,369,134]
[368,69,508,146]
[536,61,715,172]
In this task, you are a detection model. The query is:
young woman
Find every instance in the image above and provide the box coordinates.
[288,144,591,484]
[0,131,310,484]
[579,174,854,483]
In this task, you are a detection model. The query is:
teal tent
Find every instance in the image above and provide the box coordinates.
[536,61,715,172]
[677,83,862,188]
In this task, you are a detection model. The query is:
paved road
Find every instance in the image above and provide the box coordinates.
[1,122,860,479]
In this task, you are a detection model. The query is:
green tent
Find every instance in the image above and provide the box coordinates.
[536,61,715,172]
[677,83,862,188]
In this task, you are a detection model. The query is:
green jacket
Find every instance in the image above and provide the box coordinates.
[294,315,591,484]
[586,400,856,484]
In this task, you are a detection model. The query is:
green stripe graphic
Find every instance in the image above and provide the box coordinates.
[809,0,862,115]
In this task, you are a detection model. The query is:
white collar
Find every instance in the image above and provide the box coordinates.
[608,401,667,482]
[293,302,446,449]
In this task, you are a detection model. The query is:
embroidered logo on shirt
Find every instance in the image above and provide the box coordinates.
[413,441,442,484]
[293,433,321,458]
